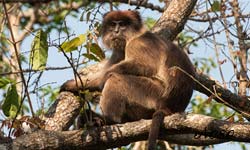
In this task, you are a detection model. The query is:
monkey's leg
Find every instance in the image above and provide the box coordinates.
[101,73,168,150]
[100,73,164,124]
[99,73,127,123]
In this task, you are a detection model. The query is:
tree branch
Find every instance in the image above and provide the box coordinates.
[0,0,164,12]
[43,92,82,131]
[195,74,250,119]
[151,0,197,40]
[11,113,250,150]
[97,0,164,12]
[16,8,36,42]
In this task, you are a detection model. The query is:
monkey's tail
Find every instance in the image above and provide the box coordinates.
[147,109,169,150]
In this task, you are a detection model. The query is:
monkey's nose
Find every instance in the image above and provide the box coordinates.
[114,25,120,33]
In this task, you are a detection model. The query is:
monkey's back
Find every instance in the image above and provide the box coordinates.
[126,31,195,113]
[161,40,195,113]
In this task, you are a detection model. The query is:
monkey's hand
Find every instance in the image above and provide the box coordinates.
[60,77,102,93]
[60,79,81,93]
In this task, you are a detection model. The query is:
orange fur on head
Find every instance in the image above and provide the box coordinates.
[102,10,143,33]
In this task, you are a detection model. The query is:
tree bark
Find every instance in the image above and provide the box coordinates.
[43,92,82,131]
[10,113,250,150]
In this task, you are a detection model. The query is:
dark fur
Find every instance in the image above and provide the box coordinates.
[61,10,195,150]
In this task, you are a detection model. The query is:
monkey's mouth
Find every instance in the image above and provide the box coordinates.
[112,38,125,43]
[111,38,126,44]
[112,37,125,41]
[109,38,126,50]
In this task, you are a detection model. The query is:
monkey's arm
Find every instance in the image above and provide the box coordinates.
[99,60,157,89]
[105,37,160,77]
[60,61,108,93]
[113,33,161,77]
[106,60,157,77]
[60,76,102,93]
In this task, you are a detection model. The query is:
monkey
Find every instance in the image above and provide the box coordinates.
[60,10,195,150]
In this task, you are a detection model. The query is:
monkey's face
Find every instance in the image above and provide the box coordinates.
[101,10,143,51]
[102,20,128,50]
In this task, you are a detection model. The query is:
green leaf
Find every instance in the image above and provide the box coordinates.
[60,34,86,52]
[83,53,100,62]
[2,84,20,118]
[88,43,105,60]
[0,78,11,88]
[211,1,221,12]
[145,17,156,29]
[9,105,18,118]
[30,29,48,70]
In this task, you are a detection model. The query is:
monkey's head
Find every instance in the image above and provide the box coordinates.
[101,10,144,51]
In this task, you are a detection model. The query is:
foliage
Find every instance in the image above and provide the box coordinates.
[30,29,48,70]
[84,43,105,62]
[191,95,232,119]
[1,79,19,118]
[145,17,156,29]
[193,57,217,74]
[60,34,86,52]
[211,1,221,12]
[38,85,59,106]
[178,32,198,48]
[0,78,11,89]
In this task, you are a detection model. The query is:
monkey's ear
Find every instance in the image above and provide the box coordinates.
[131,10,141,21]
[128,10,142,25]
[130,10,140,16]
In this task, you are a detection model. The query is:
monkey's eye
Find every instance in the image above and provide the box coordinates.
[110,22,117,27]
[119,21,128,27]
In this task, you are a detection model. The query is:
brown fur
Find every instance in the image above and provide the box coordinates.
[61,10,195,150]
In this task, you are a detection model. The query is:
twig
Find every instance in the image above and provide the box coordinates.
[2,2,35,116]
[3,0,35,137]
[0,65,85,76]
[230,0,248,96]
[221,0,238,81]
[207,0,226,88]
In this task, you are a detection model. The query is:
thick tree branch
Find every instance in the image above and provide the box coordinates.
[43,92,82,131]
[195,74,250,119]
[42,62,104,131]
[151,0,197,40]
[11,113,250,150]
